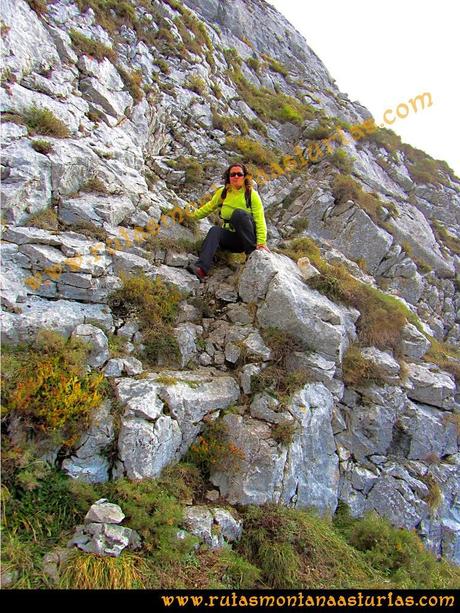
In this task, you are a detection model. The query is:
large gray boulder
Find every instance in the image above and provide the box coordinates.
[359,347,401,384]
[336,385,407,462]
[211,383,339,514]
[403,363,456,410]
[0,296,113,344]
[238,251,293,303]
[174,323,203,368]
[210,413,287,506]
[69,522,141,558]
[116,372,240,479]
[364,468,430,530]
[84,499,125,525]
[239,252,357,364]
[59,194,135,227]
[386,202,455,278]
[400,323,431,359]
[0,0,60,80]
[327,206,394,276]
[280,384,339,513]
[154,371,241,454]
[0,140,52,224]
[393,401,458,461]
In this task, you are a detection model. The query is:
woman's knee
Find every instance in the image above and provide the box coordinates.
[231,208,251,222]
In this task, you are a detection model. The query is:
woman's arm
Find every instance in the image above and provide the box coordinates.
[251,190,267,246]
[191,187,224,220]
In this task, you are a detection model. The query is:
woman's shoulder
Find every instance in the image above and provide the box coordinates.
[213,185,225,197]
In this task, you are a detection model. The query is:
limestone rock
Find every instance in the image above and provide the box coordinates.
[62,400,114,483]
[212,384,339,514]
[404,363,456,410]
[400,323,431,359]
[182,506,242,549]
[69,522,141,558]
[257,269,354,364]
[72,323,109,368]
[85,499,125,525]
[0,296,113,344]
[360,347,401,384]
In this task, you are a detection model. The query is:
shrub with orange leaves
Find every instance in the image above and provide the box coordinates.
[2,329,107,447]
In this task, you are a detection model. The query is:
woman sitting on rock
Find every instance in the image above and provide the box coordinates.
[187,162,270,281]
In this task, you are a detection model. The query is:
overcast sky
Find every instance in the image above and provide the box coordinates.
[267,0,459,179]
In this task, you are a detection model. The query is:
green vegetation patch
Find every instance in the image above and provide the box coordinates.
[367,127,456,186]
[252,327,312,399]
[261,53,289,76]
[329,149,354,174]
[25,0,48,15]
[342,345,388,387]
[69,29,117,62]
[228,69,316,125]
[225,136,278,168]
[108,273,183,366]
[23,106,70,138]
[185,418,245,481]
[238,504,379,588]
[117,66,144,103]
[334,505,460,588]
[59,549,149,589]
[1,330,107,448]
[332,174,399,223]
[31,139,53,155]
[432,220,460,256]
[2,464,459,589]
[165,155,205,184]
[423,337,460,384]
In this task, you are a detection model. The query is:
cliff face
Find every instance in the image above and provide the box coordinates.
[1,0,459,565]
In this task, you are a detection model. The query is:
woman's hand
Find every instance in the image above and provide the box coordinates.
[256,244,270,252]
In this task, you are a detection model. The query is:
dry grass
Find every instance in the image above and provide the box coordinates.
[278,237,412,351]
[24,106,70,138]
[24,207,58,231]
[69,29,117,63]
[117,66,144,103]
[238,504,381,589]
[31,139,53,155]
[342,345,388,387]
[59,550,149,589]
[108,273,183,366]
[332,174,398,223]
[423,338,460,383]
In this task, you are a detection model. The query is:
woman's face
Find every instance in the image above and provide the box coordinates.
[229,165,245,189]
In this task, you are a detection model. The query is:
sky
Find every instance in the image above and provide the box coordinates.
[267,0,460,179]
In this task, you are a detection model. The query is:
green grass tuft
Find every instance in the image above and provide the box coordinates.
[108,273,182,367]
[23,106,70,138]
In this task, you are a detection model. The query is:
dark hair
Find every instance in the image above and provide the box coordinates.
[220,162,252,203]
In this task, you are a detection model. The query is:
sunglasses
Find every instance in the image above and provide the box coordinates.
[230,172,244,177]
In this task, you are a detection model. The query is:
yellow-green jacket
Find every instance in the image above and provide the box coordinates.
[191,186,267,245]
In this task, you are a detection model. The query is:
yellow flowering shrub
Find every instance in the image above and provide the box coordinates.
[2,330,106,446]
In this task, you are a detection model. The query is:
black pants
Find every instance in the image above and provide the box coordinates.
[196,209,257,273]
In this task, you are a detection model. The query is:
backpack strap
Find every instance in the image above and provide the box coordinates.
[245,187,252,211]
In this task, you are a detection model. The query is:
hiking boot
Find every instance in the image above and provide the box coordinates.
[187,263,207,282]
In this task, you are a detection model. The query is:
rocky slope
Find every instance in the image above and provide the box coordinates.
[1,0,459,565]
